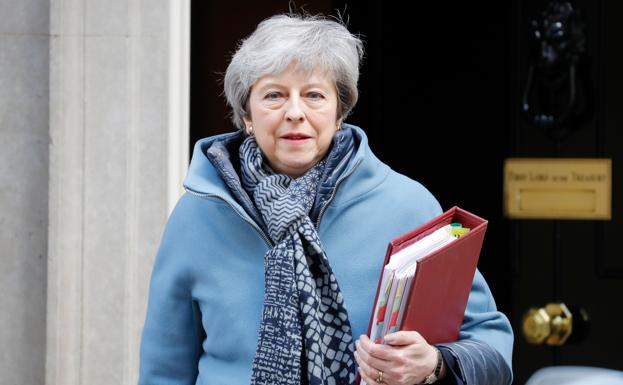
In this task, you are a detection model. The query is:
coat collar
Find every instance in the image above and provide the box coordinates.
[183,123,389,216]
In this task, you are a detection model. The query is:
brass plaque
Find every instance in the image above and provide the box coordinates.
[504,158,611,220]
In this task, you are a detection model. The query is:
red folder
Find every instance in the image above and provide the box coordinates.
[366,206,488,344]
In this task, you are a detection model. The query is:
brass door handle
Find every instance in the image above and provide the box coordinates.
[522,303,574,346]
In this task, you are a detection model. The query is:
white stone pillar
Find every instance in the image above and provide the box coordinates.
[0,1,49,384]
[46,1,189,384]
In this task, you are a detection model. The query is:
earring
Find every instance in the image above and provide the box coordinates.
[337,121,342,130]
[246,125,254,136]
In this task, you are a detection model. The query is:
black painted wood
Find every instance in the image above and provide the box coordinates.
[510,1,623,384]
[190,2,622,384]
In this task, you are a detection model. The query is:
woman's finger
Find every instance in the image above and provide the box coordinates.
[358,334,395,361]
[383,330,426,346]
[354,350,383,383]
[358,366,378,385]
[355,340,390,374]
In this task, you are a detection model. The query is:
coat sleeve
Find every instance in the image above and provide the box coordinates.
[138,206,205,385]
[436,269,514,385]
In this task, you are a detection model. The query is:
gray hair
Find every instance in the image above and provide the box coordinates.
[223,13,365,130]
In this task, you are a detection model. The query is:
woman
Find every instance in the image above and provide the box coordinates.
[138,13,513,385]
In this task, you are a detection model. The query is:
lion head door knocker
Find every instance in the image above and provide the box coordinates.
[522,1,590,142]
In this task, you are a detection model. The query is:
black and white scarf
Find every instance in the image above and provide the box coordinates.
[240,136,357,385]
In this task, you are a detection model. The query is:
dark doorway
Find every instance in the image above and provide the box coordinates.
[190,1,622,384]
[508,1,623,384]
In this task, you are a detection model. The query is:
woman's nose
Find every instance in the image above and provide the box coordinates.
[284,96,305,122]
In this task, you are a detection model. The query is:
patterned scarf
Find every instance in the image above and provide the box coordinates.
[240,136,357,385]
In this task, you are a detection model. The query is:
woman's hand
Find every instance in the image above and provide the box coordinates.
[354,331,444,385]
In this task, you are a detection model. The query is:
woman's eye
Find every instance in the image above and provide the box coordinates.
[307,92,324,100]
[265,92,282,100]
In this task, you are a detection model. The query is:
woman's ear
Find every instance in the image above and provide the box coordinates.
[243,117,254,136]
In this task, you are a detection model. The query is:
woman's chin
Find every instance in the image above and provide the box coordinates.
[272,159,316,177]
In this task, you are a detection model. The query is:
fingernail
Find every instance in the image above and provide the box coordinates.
[383,334,395,344]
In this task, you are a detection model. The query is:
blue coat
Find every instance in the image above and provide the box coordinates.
[138,124,513,385]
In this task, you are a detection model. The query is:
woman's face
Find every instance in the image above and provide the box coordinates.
[243,63,340,178]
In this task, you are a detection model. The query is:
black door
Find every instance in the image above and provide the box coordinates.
[191,1,623,384]
[323,1,623,383]
[509,1,623,384]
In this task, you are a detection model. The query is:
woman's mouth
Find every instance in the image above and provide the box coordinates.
[281,133,311,142]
